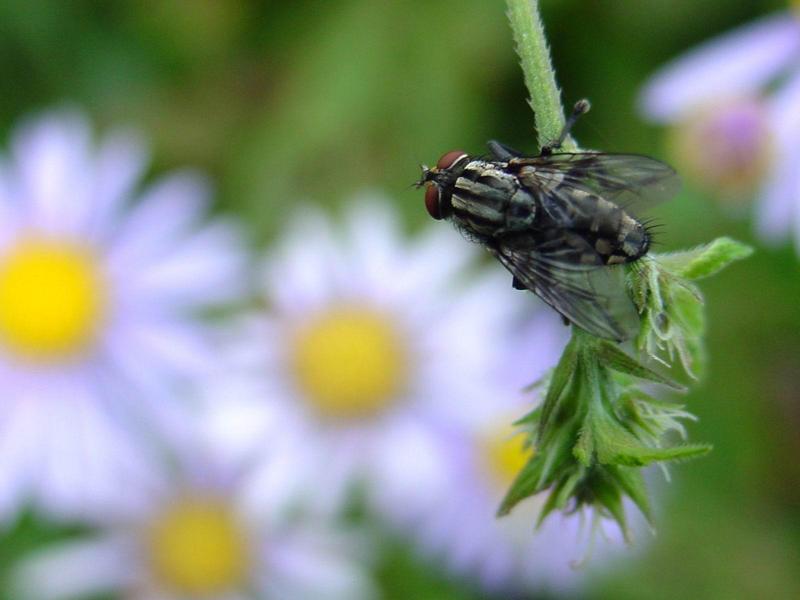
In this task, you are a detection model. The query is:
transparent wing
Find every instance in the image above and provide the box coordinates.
[514,152,680,218]
[488,233,640,341]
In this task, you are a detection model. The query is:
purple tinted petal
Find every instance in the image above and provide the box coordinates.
[766,66,800,147]
[105,170,209,269]
[9,110,94,235]
[87,130,148,241]
[758,69,800,244]
[12,536,134,600]
[639,12,800,122]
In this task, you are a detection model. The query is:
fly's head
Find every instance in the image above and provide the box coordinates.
[418,150,470,220]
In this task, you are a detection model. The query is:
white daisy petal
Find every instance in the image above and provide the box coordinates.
[116,317,217,378]
[89,129,148,238]
[757,65,800,244]
[12,536,134,600]
[639,11,800,122]
[263,206,348,315]
[340,194,406,294]
[0,397,39,518]
[121,220,246,308]
[100,335,199,443]
[27,377,146,518]
[9,110,94,234]
[262,528,377,600]
[391,225,480,307]
[369,417,453,520]
[766,66,800,148]
[756,142,800,243]
[106,170,210,271]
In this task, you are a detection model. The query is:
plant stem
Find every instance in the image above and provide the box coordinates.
[505,0,576,151]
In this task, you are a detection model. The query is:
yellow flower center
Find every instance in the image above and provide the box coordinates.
[0,237,107,362]
[147,497,250,595]
[291,306,407,420]
[481,422,531,490]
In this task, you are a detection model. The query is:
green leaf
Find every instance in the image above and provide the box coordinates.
[573,423,594,467]
[536,338,578,443]
[591,405,651,466]
[590,403,710,466]
[498,454,546,517]
[591,470,631,542]
[605,465,653,526]
[498,424,576,516]
[657,237,753,280]
[512,406,542,428]
[596,340,686,391]
[521,369,551,394]
[552,468,586,510]
[536,468,585,527]
[671,283,705,337]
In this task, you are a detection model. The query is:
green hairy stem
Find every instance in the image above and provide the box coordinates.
[506,0,576,151]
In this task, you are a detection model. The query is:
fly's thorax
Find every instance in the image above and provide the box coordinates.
[450,160,536,236]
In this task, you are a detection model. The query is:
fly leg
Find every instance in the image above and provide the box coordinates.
[540,99,591,155]
[487,140,524,161]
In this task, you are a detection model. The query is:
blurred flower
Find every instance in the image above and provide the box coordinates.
[638,10,800,247]
[12,446,376,600]
[665,98,773,199]
[0,110,245,520]
[203,198,524,514]
[371,313,632,594]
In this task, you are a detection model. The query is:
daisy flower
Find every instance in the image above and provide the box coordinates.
[0,110,244,520]
[638,9,800,249]
[12,442,376,600]
[371,312,634,594]
[203,197,524,515]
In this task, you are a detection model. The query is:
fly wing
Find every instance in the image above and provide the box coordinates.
[514,152,680,220]
[488,232,640,341]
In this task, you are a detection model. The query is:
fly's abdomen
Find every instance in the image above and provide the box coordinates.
[565,193,650,265]
[589,210,649,265]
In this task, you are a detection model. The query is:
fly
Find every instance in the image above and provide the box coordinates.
[418,100,680,341]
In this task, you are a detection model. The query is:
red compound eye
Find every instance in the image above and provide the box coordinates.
[436,149,467,170]
[424,183,442,220]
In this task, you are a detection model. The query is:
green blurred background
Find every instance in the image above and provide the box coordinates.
[0,1,797,598]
